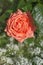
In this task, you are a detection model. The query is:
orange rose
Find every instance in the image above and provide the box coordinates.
[5,9,36,43]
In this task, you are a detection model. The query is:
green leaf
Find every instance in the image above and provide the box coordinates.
[12,0,20,11]
[25,0,37,3]
[0,8,2,13]
[24,38,34,45]
[22,3,32,11]
[32,4,43,35]
[17,0,32,11]
[17,0,25,9]
[0,34,9,47]
[0,9,13,22]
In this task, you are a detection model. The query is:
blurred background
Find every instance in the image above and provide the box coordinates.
[0,0,43,65]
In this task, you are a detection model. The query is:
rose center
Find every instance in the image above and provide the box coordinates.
[17,22,22,28]
[14,17,28,33]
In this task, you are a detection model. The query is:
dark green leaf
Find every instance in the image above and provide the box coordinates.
[32,4,43,35]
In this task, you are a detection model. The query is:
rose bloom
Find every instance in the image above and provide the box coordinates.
[5,9,36,43]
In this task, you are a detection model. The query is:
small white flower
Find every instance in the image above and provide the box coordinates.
[0,48,6,56]
[1,56,7,62]
[40,40,43,47]
[7,57,13,64]
[14,44,19,51]
[34,47,41,55]
[17,56,32,65]
[33,56,43,65]
[29,42,34,47]
[41,50,43,58]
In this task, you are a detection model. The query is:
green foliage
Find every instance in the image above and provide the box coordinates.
[0,34,9,47]
[32,4,43,35]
